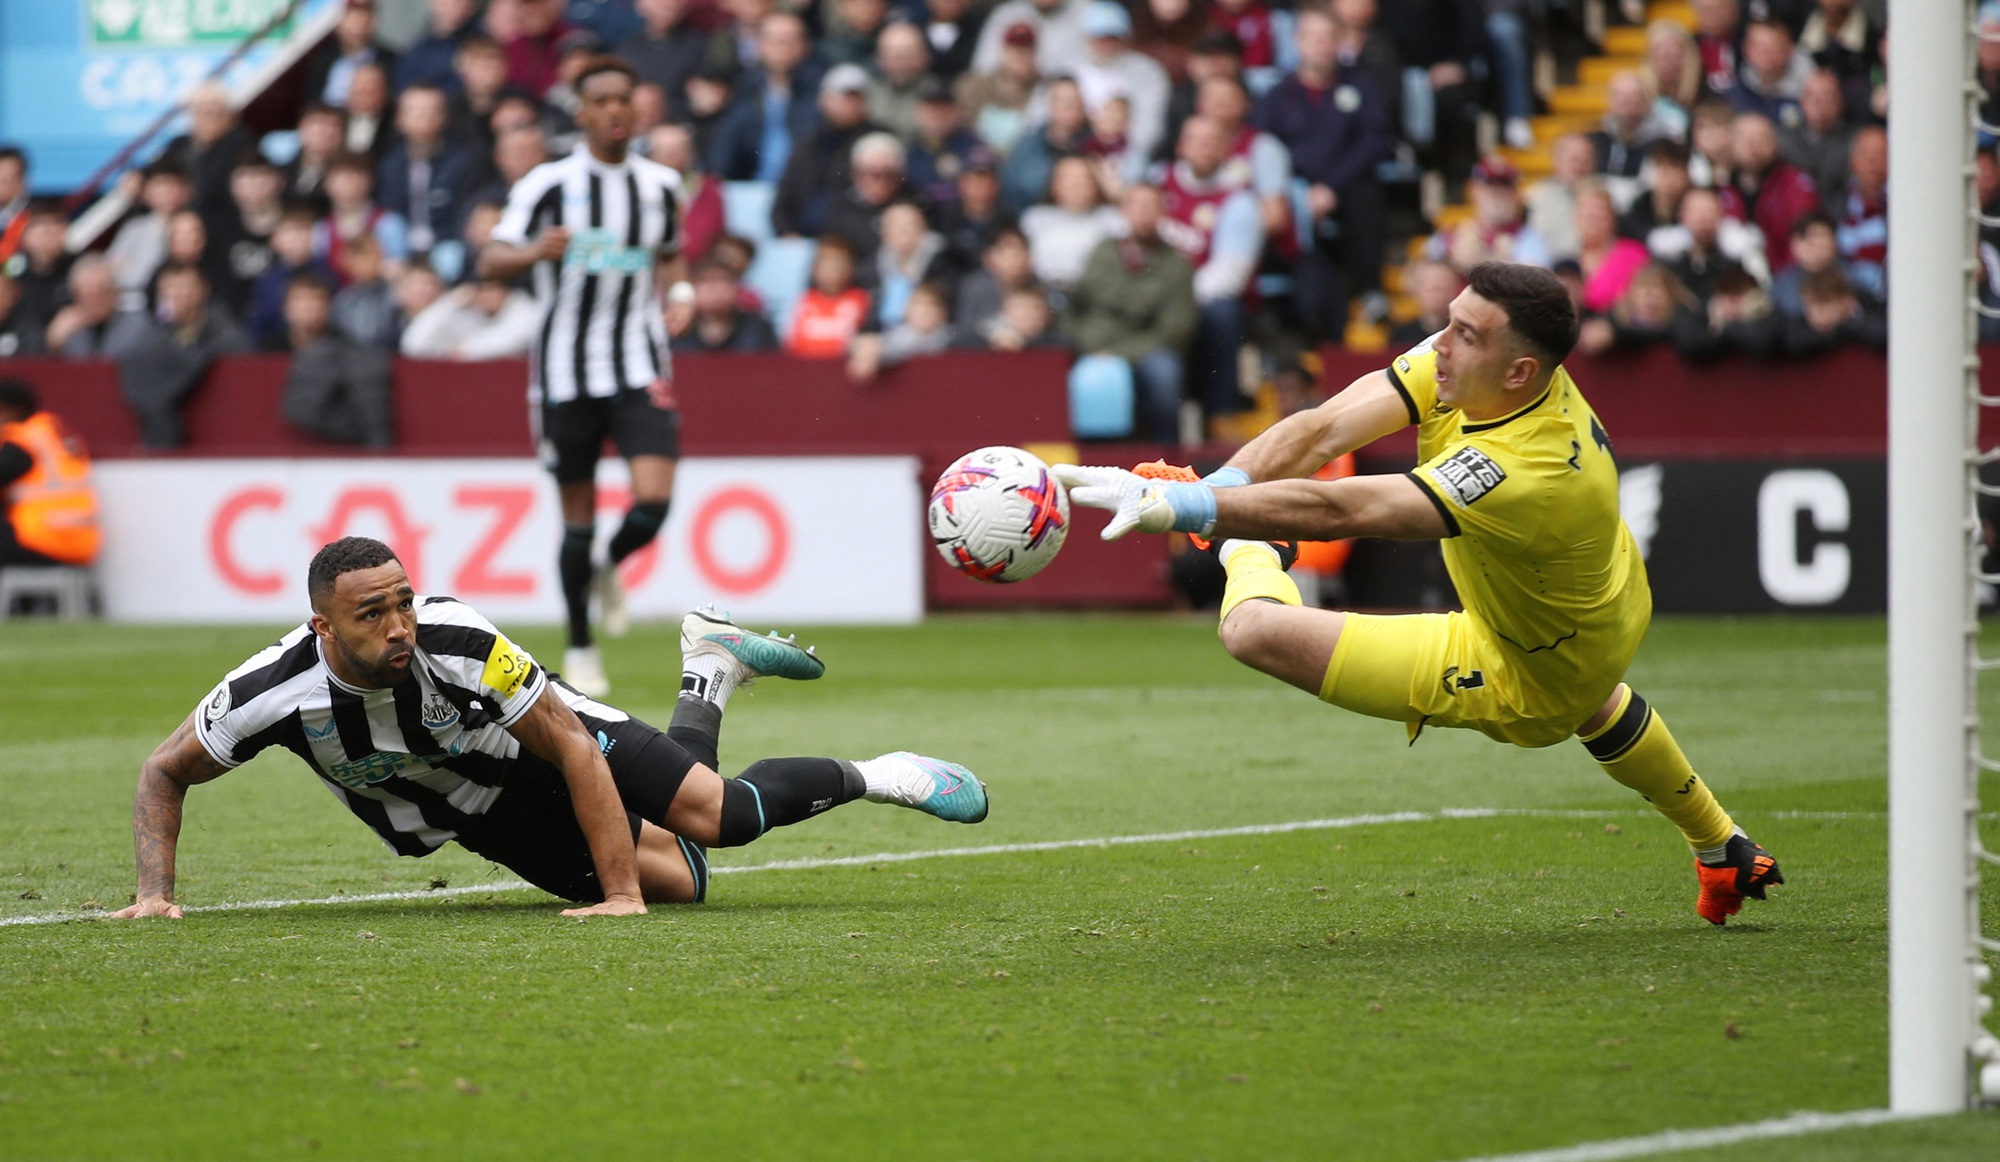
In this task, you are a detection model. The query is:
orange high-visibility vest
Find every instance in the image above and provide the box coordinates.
[1293,452,1356,576]
[1,412,101,565]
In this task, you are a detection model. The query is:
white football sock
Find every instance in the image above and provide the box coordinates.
[680,653,739,711]
[852,755,922,805]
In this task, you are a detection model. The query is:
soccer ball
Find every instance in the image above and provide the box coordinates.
[928,446,1071,583]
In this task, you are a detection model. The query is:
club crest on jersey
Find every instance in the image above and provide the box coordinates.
[421,693,459,730]
[204,683,230,722]
[1429,447,1507,508]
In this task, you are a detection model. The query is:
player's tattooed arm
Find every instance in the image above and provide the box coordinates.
[109,713,231,920]
[1224,370,1415,483]
[506,688,647,919]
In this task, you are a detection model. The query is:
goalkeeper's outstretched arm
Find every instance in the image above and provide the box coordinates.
[1211,474,1450,543]
[1222,369,1413,483]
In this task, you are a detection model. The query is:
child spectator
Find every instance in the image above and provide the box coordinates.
[786,237,873,358]
[399,276,538,358]
[669,259,780,352]
[331,234,402,349]
[107,164,190,311]
[976,285,1063,351]
[956,227,1040,336]
[1783,266,1886,355]
[279,272,395,447]
[850,282,958,379]
[1770,211,1869,317]
[1674,263,1779,360]
[314,152,411,286]
[248,207,337,349]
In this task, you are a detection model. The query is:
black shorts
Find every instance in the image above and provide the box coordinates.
[538,390,681,485]
[454,714,698,903]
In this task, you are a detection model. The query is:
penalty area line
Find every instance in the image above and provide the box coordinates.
[1442,1107,1927,1162]
[0,806,1886,929]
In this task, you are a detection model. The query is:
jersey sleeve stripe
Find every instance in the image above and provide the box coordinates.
[416,620,498,659]
[490,667,547,728]
[1384,365,1421,427]
[226,634,321,706]
[1405,471,1462,537]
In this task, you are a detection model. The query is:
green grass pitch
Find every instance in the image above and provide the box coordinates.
[3,613,1999,1160]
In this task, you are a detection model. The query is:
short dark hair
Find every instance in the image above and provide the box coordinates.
[1790,210,1836,240]
[1465,262,1579,367]
[1800,266,1854,304]
[329,150,374,176]
[155,260,207,286]
[1647,139,1690,168]
[573,55,638,93]
[0,378,39,418]
[308,537,401,609]
[287,270,333,297]
[0,146,24,173]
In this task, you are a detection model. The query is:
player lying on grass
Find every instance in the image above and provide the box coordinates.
[111,536,987,920]
[1056,262,1781,925]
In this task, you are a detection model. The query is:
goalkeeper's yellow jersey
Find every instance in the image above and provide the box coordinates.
[1386,336,1652,712]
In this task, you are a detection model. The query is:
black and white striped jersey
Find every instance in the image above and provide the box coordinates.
[193,596,628,856]
[491,144,682,404]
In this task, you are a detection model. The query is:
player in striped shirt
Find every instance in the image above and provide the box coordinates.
[109,537,988,920]
[481,56,685,697]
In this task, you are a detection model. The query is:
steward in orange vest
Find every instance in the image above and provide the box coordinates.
[0,380,100,567]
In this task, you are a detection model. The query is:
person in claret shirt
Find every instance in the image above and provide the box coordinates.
[786,236,874,358]
[1717,111,1818,270]
[1693,0,1743,97]
[1210,0,1277,71]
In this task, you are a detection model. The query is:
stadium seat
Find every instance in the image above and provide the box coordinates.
[722,181,778,244]
[0,565,95,620]
[743,237,817,336]
[1068,355,1136,439]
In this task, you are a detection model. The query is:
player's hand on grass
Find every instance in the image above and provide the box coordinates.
[108,896,183,919]
[1053,465,1215,540]
[559,895,648,919]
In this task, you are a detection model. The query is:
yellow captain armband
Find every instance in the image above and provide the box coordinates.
[481,632,535,699]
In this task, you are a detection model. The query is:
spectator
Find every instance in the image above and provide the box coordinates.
[1642,18,1702,140]
[1156,116,1263,422]
[284,104,348,214]
[708,12,823,181]
[1674,262,1778,359]
[397,0,481,93]
[856,280,960,375]
[1729,20,1811,127]
[1485,0,1540,150]
[1769,210,1866,316]
[1591,72,1671,196]
[907,80,985,209]
[1693,0,1743,96]
[1781,70,1854,215]
[1797,0,1881,119]
[0,274,45,358]
[398,276,539,358]
[278,273,394,446]
[1618,140,1693,244]
[46,257,122,358]
[8,209,73,327]
[247,207,334,347]
[1062,184,1196,442]
[304,0,399,109]
[1158,31,1244,168]
[619,0,713,101]
[314,152,411,286]
[377,84,474,256]
[0,147,26,243]
[447,35,529,156]
[871,201,950,327]
[1720,111,1818,269]
[538,28,610,141]
[1575,262,1696,354]
[331,234,403,349]
[1134,0,1209,83]
[500,0,579,97]
[204,152,286,316]
[717,0,772,72]
[1076,2,1172,164]
[681,61,739,164]
[153,209,238,315]
[1526,134,1598,262]
[924,0,989,83]
[1687,96,1736,187]
[1835,123,1887,296]
[395,259,446,328]
[1430,157,1551,274]
[1656,186,1757,303]
[708,233,765,314]
[1387,259,1461,348]
[1256,8,1394,333]
[867,23,934,141]
[464,123,552,212]
[647,125,725,262]
[1782,266,1884,354]
[1000,76,1090,216]
[1573,182,1652,313]
[955,22,1042,155]
[159,84,256,219]
[669,259,780,351]
[1081,96,1143,199]
[826,133,918,273]
[0,379,98,571]
[934,147,1005,273]
[1193,75,1291,238]
[976,284,1062,349]
[1377,0,1481,187]
[448,199,507,283]
[773,65,880,239]
[1020,156,1125,291]
[104,263,249,447]
[972,0,1090,78]
[344,63,395,157]
[786,236,873,357]
[955,225,1040,334]
[1331,0,1402,138]
[823,0,891,70]
[1209,0,1278,72]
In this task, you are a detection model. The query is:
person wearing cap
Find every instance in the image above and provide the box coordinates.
[773,64,884,239]
[302,0,399,111]
[1427,156,1552,274]
[971,0,1091,78]
[934,148,1007,272]
[1076,1,1172,164]
[907,79,987,209]
[707,11,825,182]
[867,22,936,140]
[955,22,1043,156]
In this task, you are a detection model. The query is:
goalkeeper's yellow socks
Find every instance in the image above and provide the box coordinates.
[1217,540,1302,626]
[1578,687,1737,857]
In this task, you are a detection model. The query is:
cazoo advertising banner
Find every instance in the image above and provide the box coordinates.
[92,457,924,624]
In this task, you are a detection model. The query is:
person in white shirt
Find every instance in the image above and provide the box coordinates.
[398,277,540,359]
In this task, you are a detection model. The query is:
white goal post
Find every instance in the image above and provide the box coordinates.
[1887,0,1991,1114]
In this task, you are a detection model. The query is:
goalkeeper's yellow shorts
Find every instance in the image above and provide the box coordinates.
[1319,612,1625,750]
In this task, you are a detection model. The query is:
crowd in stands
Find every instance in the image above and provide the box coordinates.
[0,0,1927,446]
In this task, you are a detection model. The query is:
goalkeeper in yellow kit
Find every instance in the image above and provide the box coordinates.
[1055,263,1781,925]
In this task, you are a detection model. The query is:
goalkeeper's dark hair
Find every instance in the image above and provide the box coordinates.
[308,536,402,610]
[1466,261,1579,368]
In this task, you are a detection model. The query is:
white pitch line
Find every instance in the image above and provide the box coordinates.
[0,806,1890,929]
[1443,1108,1926,1162]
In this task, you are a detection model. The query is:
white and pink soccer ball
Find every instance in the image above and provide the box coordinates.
[928,446,1071,583]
